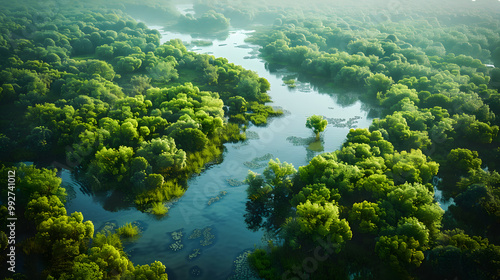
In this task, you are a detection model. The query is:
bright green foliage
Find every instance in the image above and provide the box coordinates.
[227,96,248,114]
[150,202,168,216]
[366,73,394,96]
[245,159,297,231]
[123,261,169,280]
[298,153,363,195]
[291,183,336,206]
[61,261,104,280]
[238,2,500,279]
[117,56,142,73]
[76,244,132,279]
[395,217,430,249]
[263,159,297,188]
[355,174,394,199]
[116,223,140,238]
[306,115,328,139]
[33,212,94,261]
[92,231,123,252]
[376,235,425,267]
[378,84,420,108]
[386,183,434,217]
[296,200,352,243]
[385,149,439,184]
[136,136,186,174]
[146,60,178,82]
[84,60,115,81]
[246,171,272,202]
[370,112,432,151]
[446,148,482,173]
[25,195,67,225]
[348,201,384,233]
[89,146,134,183]
[14,164,65,204]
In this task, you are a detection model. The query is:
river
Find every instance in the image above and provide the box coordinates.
[64,4,375,280]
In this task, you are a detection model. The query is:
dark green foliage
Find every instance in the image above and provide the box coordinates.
[235,2,500,279]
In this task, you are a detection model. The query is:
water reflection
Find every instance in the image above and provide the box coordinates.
[64,9,376,280]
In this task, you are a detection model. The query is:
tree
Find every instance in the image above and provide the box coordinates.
[14,164,66,205]
[122,261,168,280]
[385,149,439,184]
[32,212,94,263]
[295,200,352,245]
[378,84,419,108]
[227,96,247,114]
[366,73,394,97]
[117,56,142,73]
[446,148,482,173]
[25,195,67,224]
[85,60,115,81]
[95,44,114,60]
[89,146,134,184]
[146,60,178,82]
[169,127,208,153]
[348,200,384,233]
[375,235,425,268]
[306,115,328,140]
[136,136,186,174]
[76,244,132,279]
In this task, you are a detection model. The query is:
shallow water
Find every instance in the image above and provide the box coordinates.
[65,6,375,280]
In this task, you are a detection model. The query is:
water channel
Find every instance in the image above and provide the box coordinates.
[64,5,375,280]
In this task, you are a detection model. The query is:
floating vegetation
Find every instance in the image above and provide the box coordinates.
[307,140,324,152]
[227,250,261,280]
[150,202,168,216]
[116,222,140,238]
[236,44,252,49]
[248,49,260,55]
[97,221,118,233]
[169,230,184,252]
[271,106,290,115]
[325,115,362,128]
[207,191,228,206]
[200,227,215,247]
[190,265,202,277]
[188,226,216,247]
[286,136,316,146]
[283,79,296,88]
[226,178,245,187]
[245,131,259,140]
[132,220,148,232]
[188,248,201,260]
[243,153,274,169]
[297,83,313,93]
[188,228,202,240]
[191,40,213,46]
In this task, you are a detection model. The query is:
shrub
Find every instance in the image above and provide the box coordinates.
[116,222,140,238]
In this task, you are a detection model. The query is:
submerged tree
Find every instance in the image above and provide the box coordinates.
[306,115,328,140]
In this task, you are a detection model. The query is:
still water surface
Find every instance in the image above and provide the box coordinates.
[64,8,375,280]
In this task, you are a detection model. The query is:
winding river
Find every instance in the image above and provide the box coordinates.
[64,5,375,280]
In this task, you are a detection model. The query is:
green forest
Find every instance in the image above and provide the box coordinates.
[1,0,500,279]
